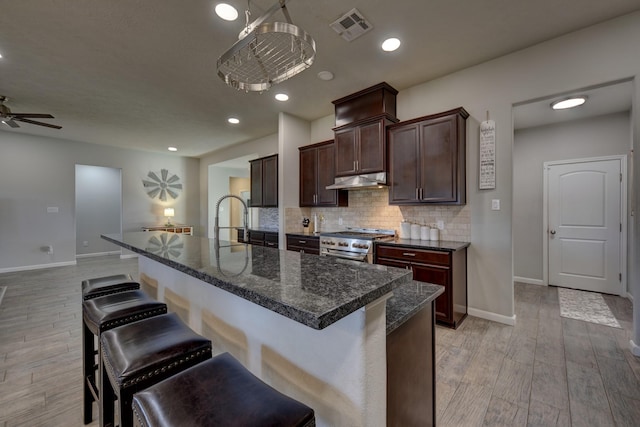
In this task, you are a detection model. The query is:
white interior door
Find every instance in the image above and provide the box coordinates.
[547,158,623,295]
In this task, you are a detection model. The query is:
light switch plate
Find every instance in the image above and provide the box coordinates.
[47,206,59,213]
[491,199,500,210]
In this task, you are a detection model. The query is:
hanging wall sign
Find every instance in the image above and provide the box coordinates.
[479,120,496,189]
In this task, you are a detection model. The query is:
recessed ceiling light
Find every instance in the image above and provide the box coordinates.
[551,96,587,110]
[0,53,3,59]
[215,3,238,21]
[381,38,401,52]
[317,71,334,81]
[168,146,178,152]
[275,93,289,101]
[228,117,240,124]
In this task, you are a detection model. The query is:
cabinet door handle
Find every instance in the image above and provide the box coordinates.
[353,161,357,171]
[415,188,419,199]
[420,188,423,199]
[298,240,307,244]
[402,252,416,257]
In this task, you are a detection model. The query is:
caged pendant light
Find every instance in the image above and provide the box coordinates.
[216,0,316,92]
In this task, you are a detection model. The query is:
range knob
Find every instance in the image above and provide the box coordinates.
[339,242,348,247]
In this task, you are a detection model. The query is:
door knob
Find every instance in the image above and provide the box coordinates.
[550,229,556,235]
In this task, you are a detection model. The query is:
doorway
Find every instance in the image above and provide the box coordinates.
[512,79,633,292]
[75,164,122,257]
[543,156,626,295]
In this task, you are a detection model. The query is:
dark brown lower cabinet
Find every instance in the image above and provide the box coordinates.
[376,245,467,328]
[285,235,320,255]
[387,302,435,426]
[246,230,279,248]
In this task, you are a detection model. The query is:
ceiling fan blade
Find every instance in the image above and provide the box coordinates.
[2,119,20,128]
[10,113,55,119]
[14,117,62,129]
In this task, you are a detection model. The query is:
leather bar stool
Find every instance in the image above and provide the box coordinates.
[82,290,167,424]
[82,273,140,301]
[100,312,212,427]
[131,352,316,427]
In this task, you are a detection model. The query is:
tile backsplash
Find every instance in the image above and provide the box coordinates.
[285,187,470,241]
[258,207,279,229]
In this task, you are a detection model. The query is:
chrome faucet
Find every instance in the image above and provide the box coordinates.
[214,194,248,242]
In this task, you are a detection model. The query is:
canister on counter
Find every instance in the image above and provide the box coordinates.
[420,225,430,240]
[410,223,421,240]
[399,221,411,239]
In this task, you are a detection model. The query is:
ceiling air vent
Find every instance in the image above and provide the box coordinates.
[330,8,372,42]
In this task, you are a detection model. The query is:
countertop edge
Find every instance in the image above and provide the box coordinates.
[376,239,470,252]
[385,282,445,334]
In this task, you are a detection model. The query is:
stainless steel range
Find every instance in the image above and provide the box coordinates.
[319,228,395,263]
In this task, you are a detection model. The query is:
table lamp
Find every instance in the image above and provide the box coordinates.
[164,208,175,226]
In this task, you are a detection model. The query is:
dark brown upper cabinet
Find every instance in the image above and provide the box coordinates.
[299,140,348,207]
[332,83,399,177]
[250,154,278,207]
[388,107,468,205]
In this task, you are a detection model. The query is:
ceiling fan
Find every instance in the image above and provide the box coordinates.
[0,96,62,129]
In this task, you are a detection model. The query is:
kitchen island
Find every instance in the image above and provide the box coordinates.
[102,231,442,426]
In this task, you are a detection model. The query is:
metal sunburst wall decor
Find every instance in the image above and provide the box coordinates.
[146,233,184,260]
[143,169,182,201]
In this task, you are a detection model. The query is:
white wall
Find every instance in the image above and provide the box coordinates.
[0,131,199,272]
[513,112,631,283]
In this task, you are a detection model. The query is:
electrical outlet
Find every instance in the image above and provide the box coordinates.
[338,217,343,225]
[46,206,59,213]
[492,199,501,210]
[437,220,444,230]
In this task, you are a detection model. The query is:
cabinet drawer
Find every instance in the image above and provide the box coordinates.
[264,232,279,243]
[286,235,320,254]
[376,245,450,266]
[376,257,411,270]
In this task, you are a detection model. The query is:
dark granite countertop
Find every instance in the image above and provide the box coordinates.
[385,281,444,334]
[376,239,470,252]
[102,232,412,330]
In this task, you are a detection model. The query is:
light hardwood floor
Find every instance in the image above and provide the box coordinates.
[1,256,639,426]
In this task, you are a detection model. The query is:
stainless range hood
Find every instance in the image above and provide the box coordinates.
[325,172,387,190]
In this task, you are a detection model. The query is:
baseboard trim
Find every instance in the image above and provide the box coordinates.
[630,340,640,357]
[513,276,545,286]
[626,292,634,302]
[120,253,138,259]
[468,307,517,326]
[0,260,77,274]
[76,251,121,259]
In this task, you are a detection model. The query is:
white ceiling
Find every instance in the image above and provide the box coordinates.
[1,0,639,157]
[514,80,634,130]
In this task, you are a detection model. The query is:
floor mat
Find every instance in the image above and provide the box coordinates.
[558,287,620,328]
